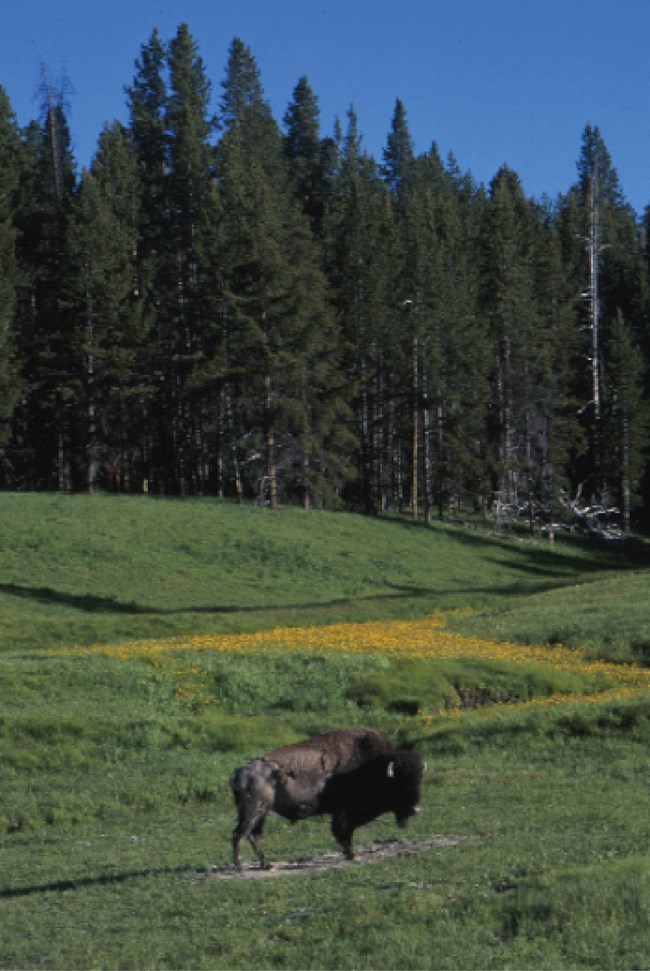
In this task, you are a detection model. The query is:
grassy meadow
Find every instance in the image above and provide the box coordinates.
[0,492,649,969]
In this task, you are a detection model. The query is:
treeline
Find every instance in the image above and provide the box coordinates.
[1,25,649,526]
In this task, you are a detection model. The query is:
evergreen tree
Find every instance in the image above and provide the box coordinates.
[382,99,416,208]
[0,86,21,457]
[571,124,645,499]
[219,37,270,133]
[327,107,395,512]
[380,101,486,523]
[382,99,422,518]
[218,38,344,507]
[2,30,649,518]
[62,123,146,492]
[532,199,586,507]
[162,23,219,494]
[480,166,554,525]
[125,27,167,264]
[216,37,283,502]
[125,29,169,491]
[282,75,331,237]
[602,309,648,530]
[271,201,354,509]
[13,73,76,489]
[417,147,490,519]
[127,24,219,494]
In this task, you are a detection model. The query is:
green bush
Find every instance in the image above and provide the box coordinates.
[345,657,614,716]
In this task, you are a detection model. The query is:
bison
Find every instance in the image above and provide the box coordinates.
[230,728,425,870]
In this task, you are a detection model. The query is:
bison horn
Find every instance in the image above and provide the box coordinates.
[386,761,395,778]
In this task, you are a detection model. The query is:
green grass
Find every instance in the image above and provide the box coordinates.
[0,492,649,968]
[1,698,649,969]
[345,655,614,715]
[1,491,648,654]
[449,570,650,664]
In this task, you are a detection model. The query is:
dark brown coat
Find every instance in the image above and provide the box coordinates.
[262,728,393,778]
[230,729,422,870]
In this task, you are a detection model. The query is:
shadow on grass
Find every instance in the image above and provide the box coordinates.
[0,864,204,899]
[445,526,650,571]
[0,578,578,617]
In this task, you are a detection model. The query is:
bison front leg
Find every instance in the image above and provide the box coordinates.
[331,811,356,861]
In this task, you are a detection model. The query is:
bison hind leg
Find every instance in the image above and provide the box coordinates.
[248,816,272,870]
[331,811,356,861]
[233,809,271,871]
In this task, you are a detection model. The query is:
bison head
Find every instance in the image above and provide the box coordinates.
[386,751,426,827]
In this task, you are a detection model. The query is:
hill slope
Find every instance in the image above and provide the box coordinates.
[1,493,649,970]
[1,492,648,654]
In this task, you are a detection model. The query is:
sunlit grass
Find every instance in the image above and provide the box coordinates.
[52,612,650,726]
[55,611,650,681]
[2,494,650,968]
[2,491,649,655]
[449,571,650,664]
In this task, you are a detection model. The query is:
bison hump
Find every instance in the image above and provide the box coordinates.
[262,728,391,778]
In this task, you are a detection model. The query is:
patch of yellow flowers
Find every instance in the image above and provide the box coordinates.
[53,612,649,719]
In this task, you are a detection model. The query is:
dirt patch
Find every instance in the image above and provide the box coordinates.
[199,834,472,881]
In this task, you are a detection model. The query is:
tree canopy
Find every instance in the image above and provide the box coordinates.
[1,25,649,529]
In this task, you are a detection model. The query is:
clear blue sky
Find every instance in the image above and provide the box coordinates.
[2,0,649,213]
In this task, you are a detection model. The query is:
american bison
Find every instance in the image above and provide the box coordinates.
[230,728,425,870]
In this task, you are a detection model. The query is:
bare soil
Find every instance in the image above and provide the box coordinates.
[201,834,471,881]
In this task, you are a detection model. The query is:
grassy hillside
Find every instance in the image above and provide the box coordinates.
[1,492,649,969]
[450,571,650,664]
[1,491,648,655]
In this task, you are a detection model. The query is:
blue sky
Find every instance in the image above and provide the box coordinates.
[2,0,649,212]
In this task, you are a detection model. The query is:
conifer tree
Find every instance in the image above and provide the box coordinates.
[274,201,354,509]
[479,166,550,524]
[62,123,146,492]
[218,38,343,507]
[13,73,76,488]
[326,108,398,512]
[163,23,219,494]
[417,147,490,519]
[219,37,270,133]
[217,37,283,503]
[382,99,422,518]
[382,98,416,208]
[125,28,167,264]
[282,76,331,237]
[602,309,648,530]
[2,29,650,516]
[532,199,585,508]
[571,124,645,499]
[126,29,170,491]
[0,86,21,455]
[127,25,219,494]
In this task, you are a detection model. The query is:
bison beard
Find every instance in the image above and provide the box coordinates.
[230,730,424,871]
[320,751,424,860]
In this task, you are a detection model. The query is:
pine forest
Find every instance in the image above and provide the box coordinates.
[1,25,650,531]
